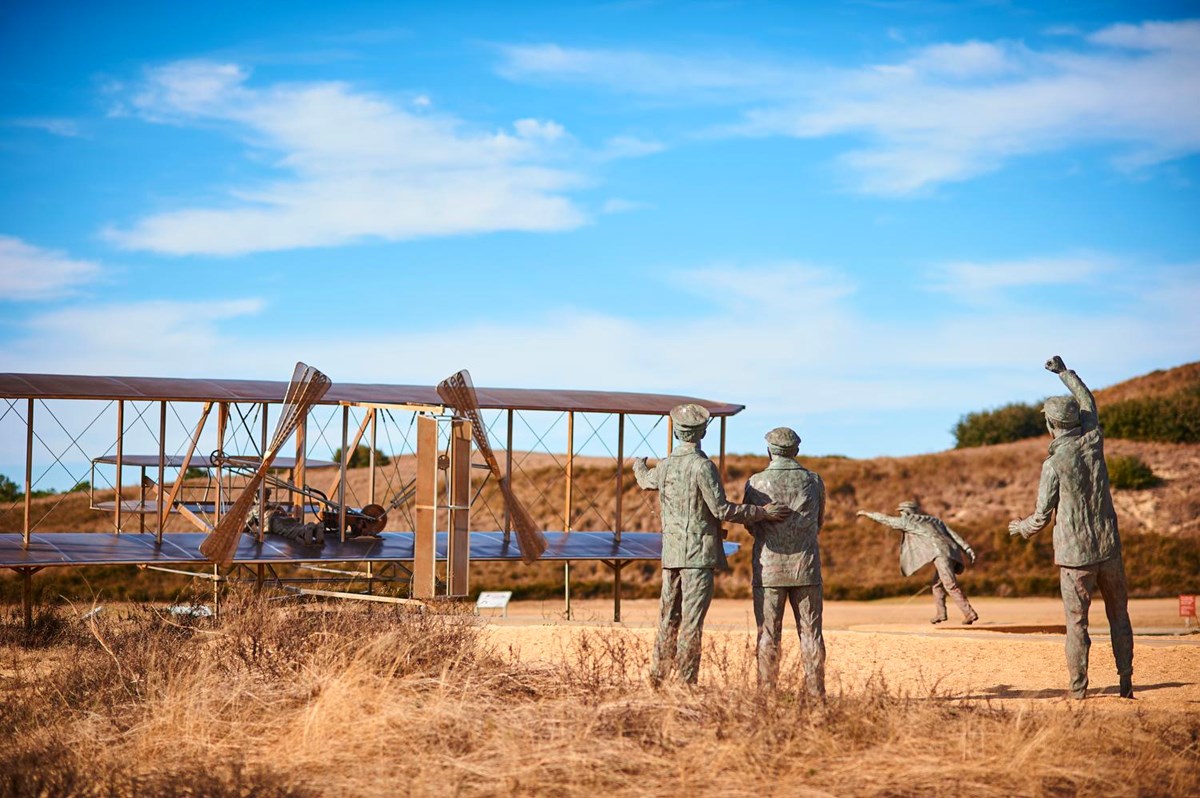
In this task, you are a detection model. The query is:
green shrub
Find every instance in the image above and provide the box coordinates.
[1100,389,1200,443]
[1107,455,1161,490]
[331,445,392,467]
[953,402,1045,448]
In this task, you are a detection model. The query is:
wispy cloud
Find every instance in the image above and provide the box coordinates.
[5,297,264,373]
[927,254,1114,302]
[104,61,586,256]
[4,259,1196,456]
[0,236,104,301]
[497,19,1200,194]
[8,117,83,137]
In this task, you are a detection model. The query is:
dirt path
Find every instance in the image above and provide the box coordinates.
[480,597,1200,715]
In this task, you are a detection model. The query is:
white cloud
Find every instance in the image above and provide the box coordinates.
[104,61,586,256]
[3,297,264,373]
[0,236,103,300]
[497,19,1200,194]
[600,198,652,214]
[927,255,1113,301]
[599,135,665,160]
[10,117,82,137]
[3,260,1197,458]
[496,43,798,100]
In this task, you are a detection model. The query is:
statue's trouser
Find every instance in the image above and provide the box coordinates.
[651,567,714,685]
[930,556,974,620]
[756,584,825,697]
[1059,553,1134,697]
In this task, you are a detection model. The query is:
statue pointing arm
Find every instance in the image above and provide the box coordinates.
[856,510,907,531]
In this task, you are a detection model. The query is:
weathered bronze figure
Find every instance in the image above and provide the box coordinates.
[1009,356,1134,699]
[744,427,826,697]
[858,501,978,625]
[635,404,790,685]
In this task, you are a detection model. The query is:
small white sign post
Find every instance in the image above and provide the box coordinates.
[476,591,513,618]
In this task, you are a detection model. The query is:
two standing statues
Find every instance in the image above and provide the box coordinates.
[636,356,1133,701]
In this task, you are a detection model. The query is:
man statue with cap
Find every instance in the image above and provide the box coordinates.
[1009,356,1133,699]
[634,403,791,686]
[857,501,978,625]
[743,426,826,697]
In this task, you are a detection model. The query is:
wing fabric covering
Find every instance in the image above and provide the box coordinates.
[200,363,332,566]
[437,370,547,563]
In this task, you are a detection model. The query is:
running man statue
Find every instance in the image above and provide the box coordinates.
[1009,356,1134,699]
[858,501,978,625]
[634,403,791,686]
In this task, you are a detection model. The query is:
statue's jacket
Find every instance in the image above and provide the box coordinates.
[634,443,766,569]
[1018,370,1121,568]
[887,513,972,577]
[743,459,825,587]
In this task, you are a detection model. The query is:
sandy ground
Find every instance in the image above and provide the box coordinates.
[479,597,1200,714]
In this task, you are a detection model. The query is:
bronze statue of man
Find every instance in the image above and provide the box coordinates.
[858,501,978,625]
[635,404,790,685]
[1009,356,1134,699]
[744,427,826,697]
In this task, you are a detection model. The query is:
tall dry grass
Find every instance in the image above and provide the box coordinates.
[2,591,1197,797]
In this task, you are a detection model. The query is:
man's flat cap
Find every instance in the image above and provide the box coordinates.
[897,500,920,513]
[1042,395,1081,426]
[765,427,801,448]
[670,403,711,430]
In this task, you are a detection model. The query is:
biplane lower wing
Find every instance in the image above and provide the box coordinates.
[0,531,739,568]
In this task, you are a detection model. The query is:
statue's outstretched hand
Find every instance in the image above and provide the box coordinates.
[763,502,792,521]
[965,547,977,564]
[1045,355,1066,374]
[1007,519,1023,536]
[855,510,867,517]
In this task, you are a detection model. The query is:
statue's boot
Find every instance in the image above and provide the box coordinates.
[962,608,979,625]
[930,582,948,624]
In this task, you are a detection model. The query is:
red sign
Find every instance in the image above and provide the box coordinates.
[1181,595,1197,618]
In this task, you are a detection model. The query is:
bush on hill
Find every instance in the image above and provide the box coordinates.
[1100,389,1200,444]
[1107,455,1161,490]
[953,402,1044,448]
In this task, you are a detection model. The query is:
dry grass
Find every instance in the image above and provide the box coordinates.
[2,593,1197,798]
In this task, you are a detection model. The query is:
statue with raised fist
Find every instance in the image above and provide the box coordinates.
[1009,356,1134,699]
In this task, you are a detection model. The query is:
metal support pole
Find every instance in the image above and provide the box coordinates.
[719,416,727,484]
[259,403,268,544]
[213,564,221,619]
[615,413,624,543]
[565,411,574,532]
[216,403,228,526]
[564,560,572,620]
[369,408,377,505]
[115,400,123,534]
[21,568,33,631]
[504,409,513,544]
[613,560,624,623]
[23,399,33,548]
[157,401,167,541]
[667,416,674,455]
[338,405,349,543]
[139,467,146,534]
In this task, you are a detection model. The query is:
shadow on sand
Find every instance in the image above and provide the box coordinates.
[944,682,1193,700]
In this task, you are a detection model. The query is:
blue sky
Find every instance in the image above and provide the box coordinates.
[2,0,1198,469]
